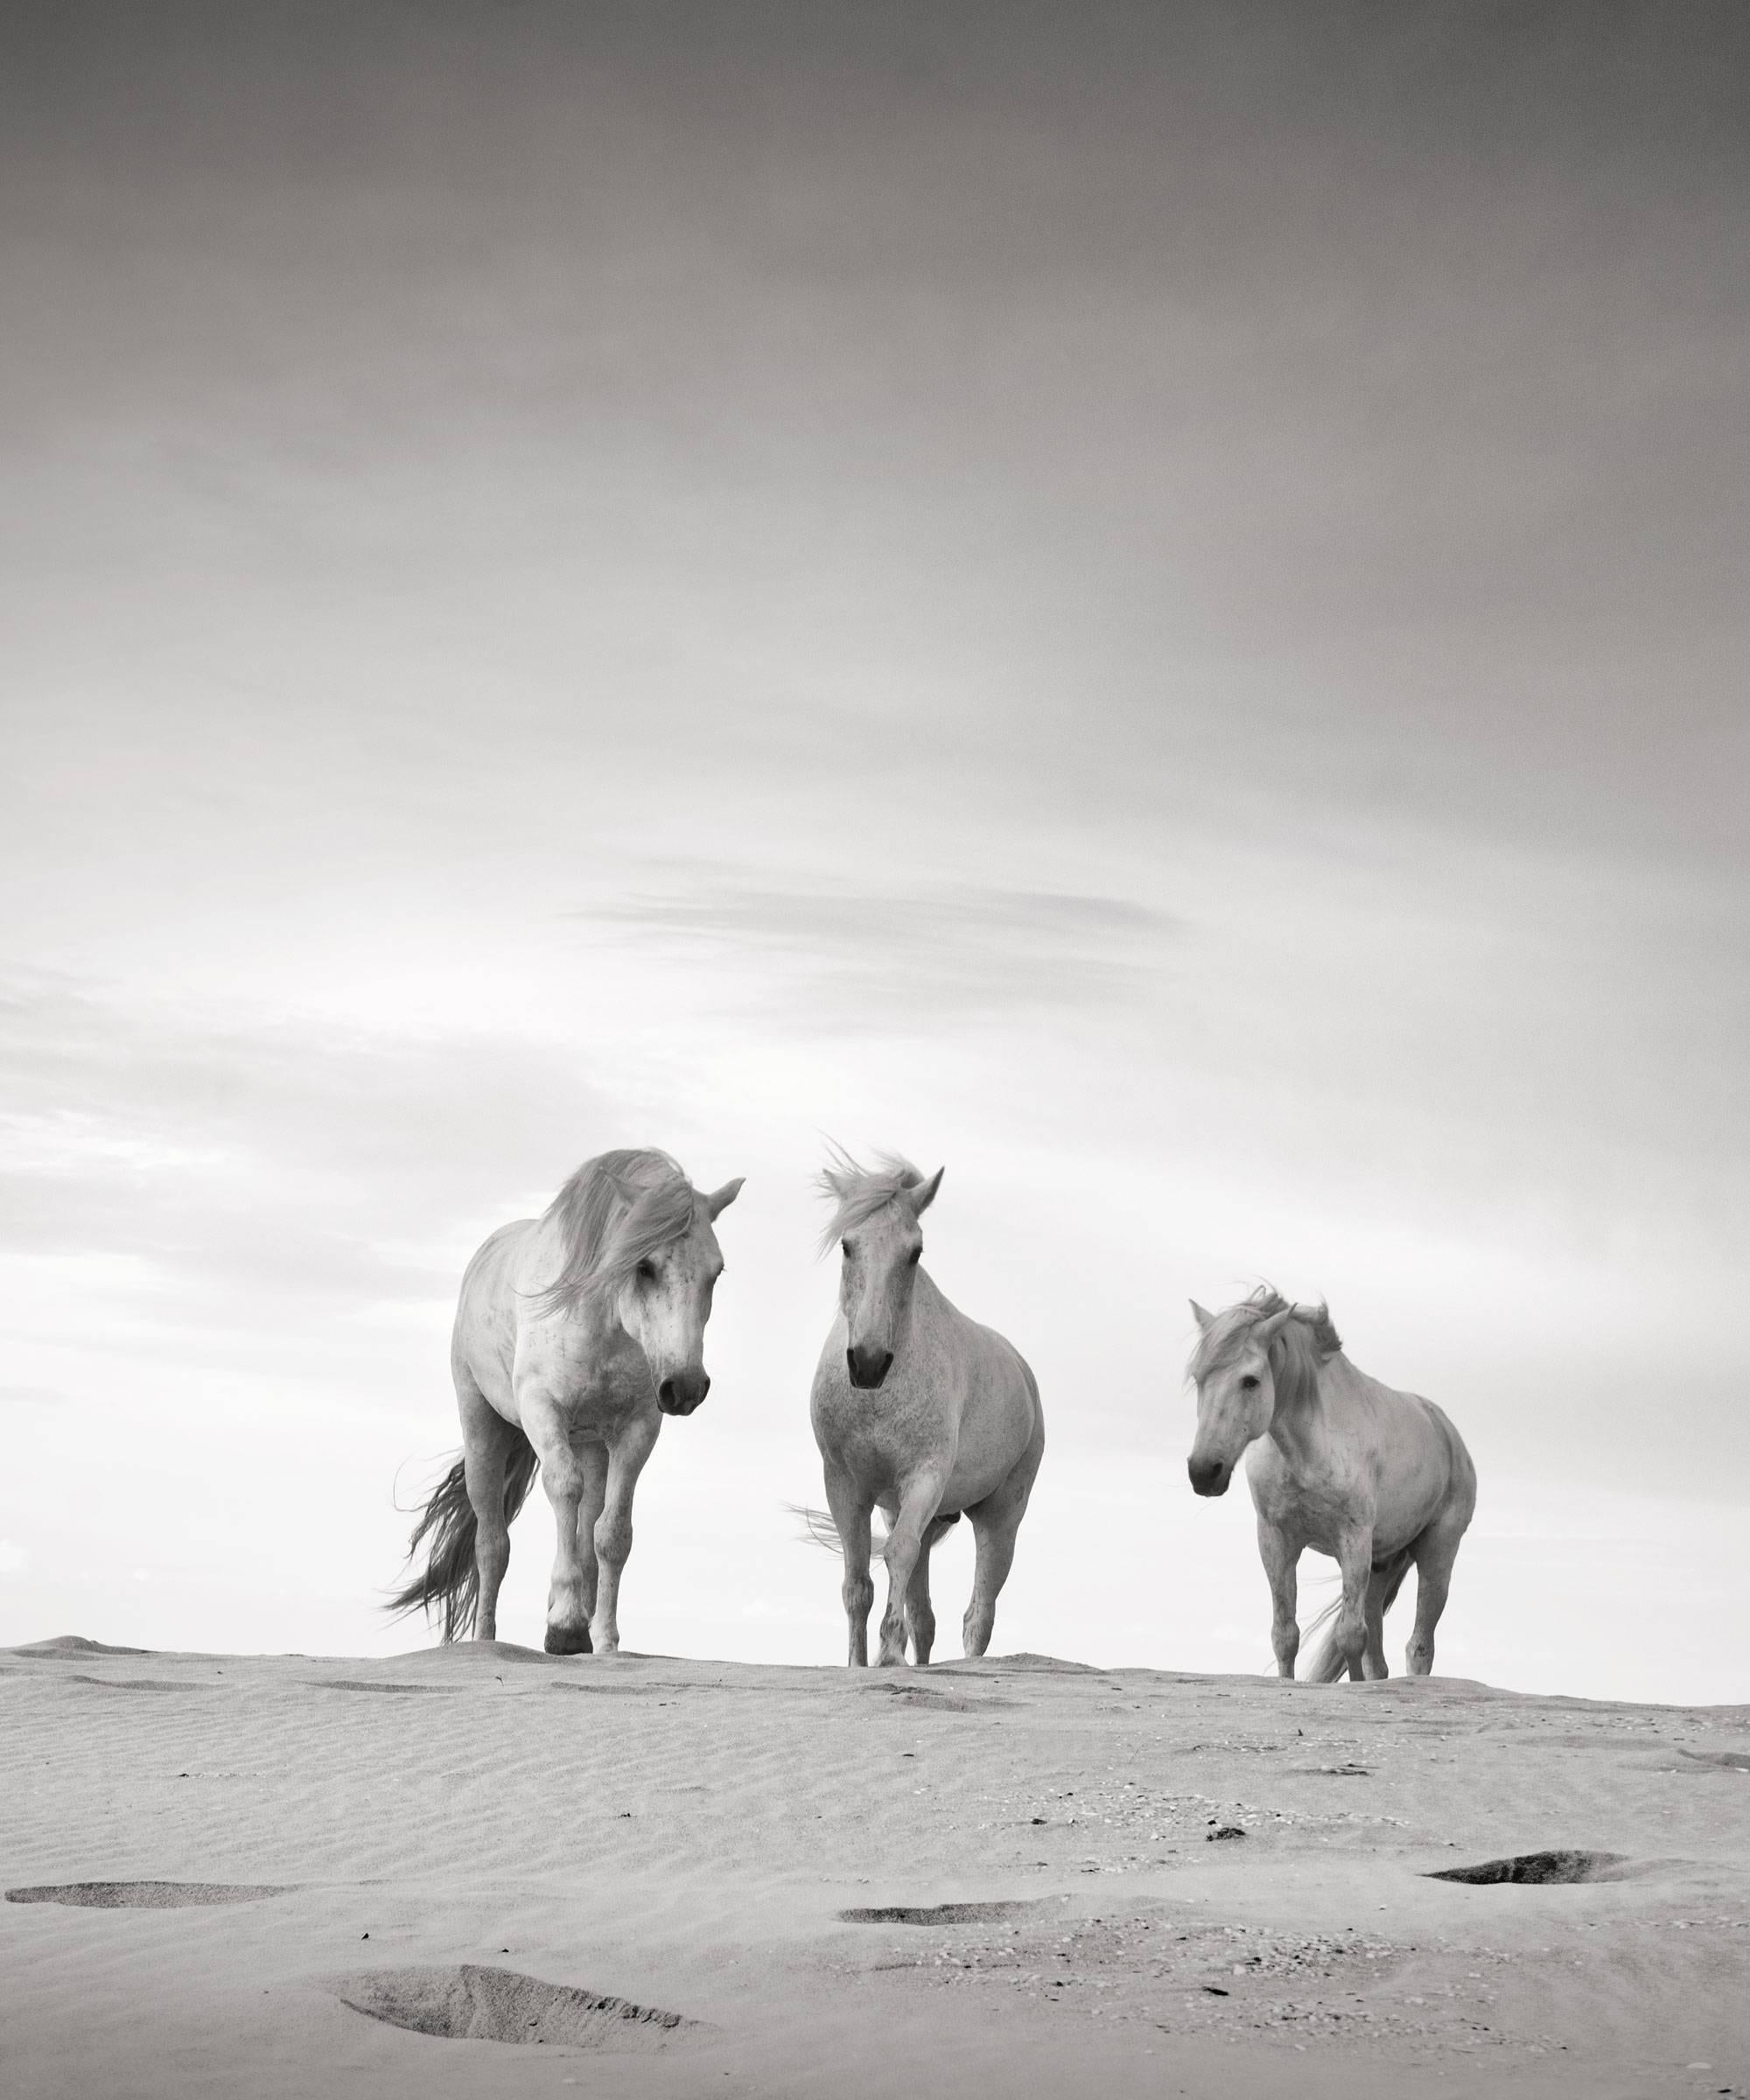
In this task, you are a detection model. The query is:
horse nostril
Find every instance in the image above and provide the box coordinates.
[695,1372,710,1403]
[658,1377,677,1410]
[1187,1457,1226,1496]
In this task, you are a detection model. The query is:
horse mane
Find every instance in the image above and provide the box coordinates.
[1188,1285,1342,1410]
[529,1148,701,1319]
[816,1144,926,1255]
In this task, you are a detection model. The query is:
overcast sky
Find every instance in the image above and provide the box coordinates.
[3,3,1746,1700]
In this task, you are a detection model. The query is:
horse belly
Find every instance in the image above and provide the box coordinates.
[940,1358,1037,1512]
[1355,1451,1454,1559]
[940,1448,1017,1514]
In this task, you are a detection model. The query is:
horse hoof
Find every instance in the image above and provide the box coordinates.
[543,1624,593,1656]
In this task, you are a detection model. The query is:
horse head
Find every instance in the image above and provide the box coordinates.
[1184,1296,1298,1495]
[612,1176,744,1415]
[835,1165,943,1390]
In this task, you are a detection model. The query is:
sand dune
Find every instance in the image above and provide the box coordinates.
[3,1634,1746,2097]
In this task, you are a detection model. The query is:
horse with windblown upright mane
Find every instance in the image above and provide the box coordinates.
[1185,1288,1476,1681]
[808,1150,1045,1667]
[389,1147,742,1655]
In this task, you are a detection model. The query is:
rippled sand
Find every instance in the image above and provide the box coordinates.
[3,1634,1746,2097]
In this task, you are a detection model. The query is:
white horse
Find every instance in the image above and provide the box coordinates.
[808,1152,1045,1668]
[1185,1288,1476,1681]
[390,1148,742,1655]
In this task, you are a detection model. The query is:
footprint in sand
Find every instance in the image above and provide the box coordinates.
[1424,1850,1628,1886]
[331,1964,697,2048]
[838,1899,1052,1925]
[6,1881,290,1908]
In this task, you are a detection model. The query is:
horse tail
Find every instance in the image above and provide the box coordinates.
[791,1503,849,1554]
[387,1432,539,1642]
[1300,1544,1416,1683]
[788,1503,962,1556]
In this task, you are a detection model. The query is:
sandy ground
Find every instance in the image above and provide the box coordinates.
[3,1635,1746,2099]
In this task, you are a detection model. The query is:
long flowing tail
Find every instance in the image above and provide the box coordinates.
[788,1502,961,1556]
[387,1432,539,1642]
[791,1503,850,1553]
[1300,1544,1416,1683]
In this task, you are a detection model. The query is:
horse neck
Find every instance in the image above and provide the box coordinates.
[1266,1345,1328,1468]
[892,1266,942,1357]
[524,1213,623,1354]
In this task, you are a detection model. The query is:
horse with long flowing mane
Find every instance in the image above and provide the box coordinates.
[389,1147,742,1655]
[1185,1288,1476,1681]
[807,1149,1045,1667]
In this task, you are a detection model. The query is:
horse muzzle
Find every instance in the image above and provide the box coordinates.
[1187,1455,1232,1497]
[657,1370,710,1416]
[845,1343,894,1390]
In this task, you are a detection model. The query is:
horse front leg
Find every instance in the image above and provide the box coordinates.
[1256,1518,1299,1679]
[522,1398,593,1656]
[878,1474,946,1667]
[589,1411,660,1655]
[574,1440,608,1634]
[823,1469,874,1667]
[905,1515,960,1665]
[1334,1528,1378,1681]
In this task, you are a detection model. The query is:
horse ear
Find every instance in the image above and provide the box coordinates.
[1189,1299,1215,1334]
[704,1177,745,1221]
[1256,1306,1294,1348]
[907,1166,945,1216]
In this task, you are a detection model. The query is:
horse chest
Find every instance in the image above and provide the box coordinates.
[515,1330,653,1426]
[1249,1446,1368,1543]
[816,1380,952,1474]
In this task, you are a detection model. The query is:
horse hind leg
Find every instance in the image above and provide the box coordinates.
[1405,1511,1467,1676]
[962,1515,1015,1659]
[458,1377,525,1643]
[1362,1563,1398,1680]
[962,1468,1038,1658]
[960,1407,1044,1659]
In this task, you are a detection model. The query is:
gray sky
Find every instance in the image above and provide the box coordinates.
[3,3,1746,1698]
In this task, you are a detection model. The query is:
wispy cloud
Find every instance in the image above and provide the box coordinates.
[0,973,621,1340]
[0,1385,64,1408]
[579,881,1181,1030]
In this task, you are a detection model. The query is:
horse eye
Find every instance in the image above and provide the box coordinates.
[635,1259,657,1284]
[1239,1373,1260,1390]
[907,1247,922,1265]
[841,1240,851,1257]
